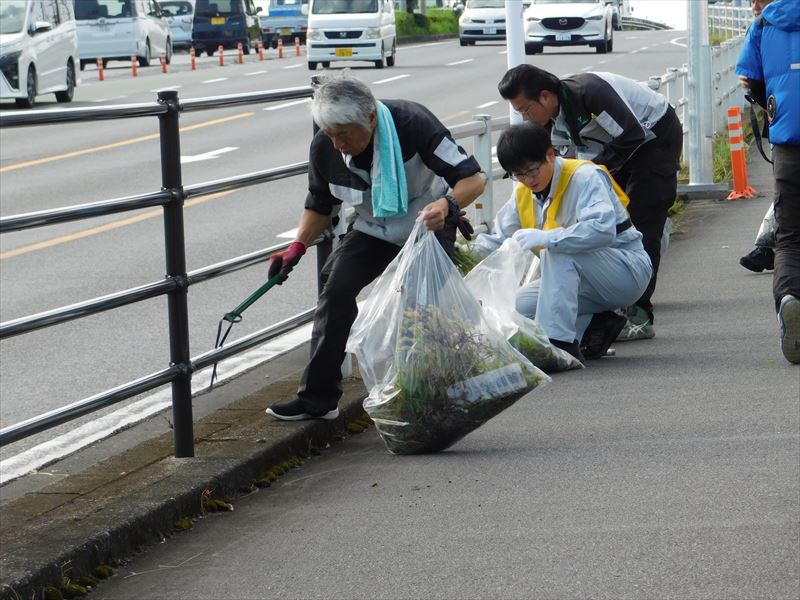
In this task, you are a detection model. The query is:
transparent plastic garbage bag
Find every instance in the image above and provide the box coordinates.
[464,239,584,373]
[347,219,550,455]
[755,204,776,248]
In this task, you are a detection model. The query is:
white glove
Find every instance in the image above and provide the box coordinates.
[512,228,551,251]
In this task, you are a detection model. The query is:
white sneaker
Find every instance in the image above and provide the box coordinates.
[778,295,800,364]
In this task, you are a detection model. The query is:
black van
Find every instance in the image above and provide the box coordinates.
[192,0,261,56]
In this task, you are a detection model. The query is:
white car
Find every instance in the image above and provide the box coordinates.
[458,0,506,46]
[74,0,173,69]
[160,0,193,49]
[524,0,613,55]
[0,0,79,108]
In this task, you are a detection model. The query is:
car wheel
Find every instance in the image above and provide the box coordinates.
[207,48,215,57]
[139,40,151,66]
[308,61,317,70]
[55,60,75,103]
[524,43,542,55]
[165,39,173,64]
[243,41,251,55]
[386,41,395,67]
[15,66,36,109]
[79,59,87,71]
[321,61,330,68]
[374,57,384,69]
[459,38,467,46]
[607,37,613,52]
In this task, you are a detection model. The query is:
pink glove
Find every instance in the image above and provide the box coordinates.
[268,241,307,279]
[512,228,551,251]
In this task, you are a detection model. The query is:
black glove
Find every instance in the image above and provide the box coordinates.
[457,210,474,241]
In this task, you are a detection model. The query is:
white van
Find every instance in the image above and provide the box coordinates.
[306,0,396,71]
[0,0,79,108]
[74,0,173,69]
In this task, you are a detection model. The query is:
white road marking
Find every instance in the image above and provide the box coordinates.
[283,63,302,69]
[447,59,474,66]
[373,74,410,85]
[476,100,498,109]
[180,146,239,163]
[264,98,312,110]
[150,85,182,92]
[202,77,228,83]
[671,36,687,48]
[277,227,299,239]
[580,65,593,71]
[245,70,267,76]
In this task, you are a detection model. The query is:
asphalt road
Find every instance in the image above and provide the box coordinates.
[0,31,690,461]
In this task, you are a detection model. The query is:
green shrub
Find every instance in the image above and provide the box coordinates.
[397,8,458,37]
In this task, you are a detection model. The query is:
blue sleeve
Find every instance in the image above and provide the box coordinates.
[736,23,764,81]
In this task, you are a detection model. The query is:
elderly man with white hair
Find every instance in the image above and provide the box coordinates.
[265,72,485,421]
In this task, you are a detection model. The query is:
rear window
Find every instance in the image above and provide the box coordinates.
[161,0,192,16]
[0,0,27,34]
[74,0,135,20]
[194,0,243,16]
[311,0,377,15]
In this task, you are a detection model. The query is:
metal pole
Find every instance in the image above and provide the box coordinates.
[472,114,494,229]
[505,0,525,125]
[687,0,713,185]
[157,90,194,458]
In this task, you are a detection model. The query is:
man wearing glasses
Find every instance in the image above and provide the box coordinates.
[474,122,652,362]
[496,64,682,345]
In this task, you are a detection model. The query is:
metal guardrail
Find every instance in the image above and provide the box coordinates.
[0,88,497,454]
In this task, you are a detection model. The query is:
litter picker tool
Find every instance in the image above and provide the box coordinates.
[209,272,287,390]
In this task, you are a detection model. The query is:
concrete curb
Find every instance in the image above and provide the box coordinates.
[0,371,370,600]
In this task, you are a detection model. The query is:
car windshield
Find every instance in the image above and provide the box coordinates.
[161,0,193,16]
[0,0,27,33]
[194,0,241,16]
[311,0,377,15]
[466,0,505,8]
[74,0,137,20]
[533,0,599,4]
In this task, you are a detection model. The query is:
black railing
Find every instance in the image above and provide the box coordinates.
[0,86,332,455]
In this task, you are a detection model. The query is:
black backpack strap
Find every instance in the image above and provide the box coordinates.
[745,97,773,164]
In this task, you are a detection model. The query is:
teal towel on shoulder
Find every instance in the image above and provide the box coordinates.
[371,101,408,218]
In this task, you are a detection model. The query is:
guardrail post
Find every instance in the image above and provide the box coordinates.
[158,90,194,458]
[472,114,493,230]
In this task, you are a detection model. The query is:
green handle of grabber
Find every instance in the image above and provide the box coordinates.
[223,273,287,322]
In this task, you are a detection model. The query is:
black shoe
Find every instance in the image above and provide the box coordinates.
[739,246,774,272]
[266,398,339,421]
[549,338,585,363]
[580,311,628,360]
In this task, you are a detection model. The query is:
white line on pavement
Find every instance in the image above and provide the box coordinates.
[150,85,182,93]
[202,77,228,83]
[277,227,299,239]
[476,100,498,109]
[264,98,312,110]
[283,63,303,69]
[245,70,268,76]
[373,74,410,85]
[446,59,474,66]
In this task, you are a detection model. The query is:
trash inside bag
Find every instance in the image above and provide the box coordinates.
[464,239,583,373]
[755,204,776,248]
[347,219,550,455]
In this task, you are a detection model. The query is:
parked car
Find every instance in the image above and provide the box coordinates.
[0,0,79,108]
[306,0,396,70]
[191,0,261,56]
[160,0,193,48]
[458,0,506,46]
[74,0,173,68]
[524,0,614,54]
[254,0,308,49]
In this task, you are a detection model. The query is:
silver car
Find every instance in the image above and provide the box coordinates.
[160,0,193,48]
[524,0,614,55]
[458,0,506,46]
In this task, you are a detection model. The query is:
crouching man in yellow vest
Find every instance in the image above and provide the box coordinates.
[474,122,652,361]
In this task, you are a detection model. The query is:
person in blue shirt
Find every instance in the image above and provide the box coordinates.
[736,0,800,364]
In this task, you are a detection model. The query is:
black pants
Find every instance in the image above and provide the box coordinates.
[297,222,457,413]
[613,105,683,323]
[772,143,800,310]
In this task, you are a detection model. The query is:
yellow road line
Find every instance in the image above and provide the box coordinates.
[0,190,233,260]
[0,112,254,174]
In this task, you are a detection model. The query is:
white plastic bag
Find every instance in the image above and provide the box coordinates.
[754,204,776,248]
[464,239,583,373]
[347,219,550,455]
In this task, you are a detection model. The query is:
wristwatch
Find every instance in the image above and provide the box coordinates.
[444,193,459,216]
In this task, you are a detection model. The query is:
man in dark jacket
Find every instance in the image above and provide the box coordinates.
[265,73,485,420]
[497,64,683,344]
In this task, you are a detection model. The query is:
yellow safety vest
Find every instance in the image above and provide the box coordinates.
[515,159,629,230]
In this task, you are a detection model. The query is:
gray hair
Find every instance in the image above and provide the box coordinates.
[311,72,376,131]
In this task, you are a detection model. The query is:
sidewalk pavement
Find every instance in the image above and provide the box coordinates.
[1,150,797,600]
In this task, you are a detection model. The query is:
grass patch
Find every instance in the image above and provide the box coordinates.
[397,8,458,37]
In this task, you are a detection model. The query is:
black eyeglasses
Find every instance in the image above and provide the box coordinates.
[508,163,543,182]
